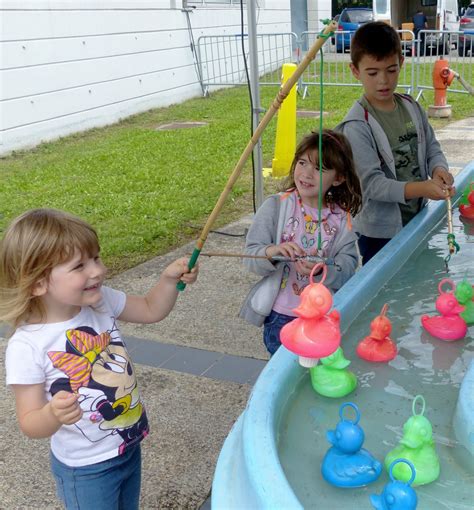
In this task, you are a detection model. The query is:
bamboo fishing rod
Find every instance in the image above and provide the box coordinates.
[177,19,338,290]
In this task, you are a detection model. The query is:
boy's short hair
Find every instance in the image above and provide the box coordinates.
[351,21,402,68]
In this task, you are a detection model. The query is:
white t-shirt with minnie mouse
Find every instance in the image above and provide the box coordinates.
[5,286,149,467]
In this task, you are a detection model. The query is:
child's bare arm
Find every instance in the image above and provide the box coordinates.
[12,384,82,438]
[118,257,199,324]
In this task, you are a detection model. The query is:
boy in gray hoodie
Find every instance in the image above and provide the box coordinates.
[338,21,455,264]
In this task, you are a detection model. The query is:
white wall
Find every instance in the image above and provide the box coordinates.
[307,0,332,33]
[0,0,291,154]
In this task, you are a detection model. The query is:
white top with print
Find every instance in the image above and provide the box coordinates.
[6,286,149,467]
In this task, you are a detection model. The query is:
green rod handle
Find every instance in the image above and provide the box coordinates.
[176,247,201,291]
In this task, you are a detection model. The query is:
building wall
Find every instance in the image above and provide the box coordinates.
[307,0,332,32]
[0,0,291,154]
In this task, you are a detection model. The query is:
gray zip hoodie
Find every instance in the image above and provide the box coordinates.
[239,192,358,327]
[337,93,449,238]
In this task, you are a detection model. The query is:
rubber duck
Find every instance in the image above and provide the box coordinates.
[459,182,474,219]
[280,264,340,367]
[309,346,357,398]
[371,459,418,510]
[455,279,474,326]
[421,278,467,341]
[384,395,440,486]
[356,304,397,362]
[322,402,382,488]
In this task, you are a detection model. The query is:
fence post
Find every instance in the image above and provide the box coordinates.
[247,0,264,208]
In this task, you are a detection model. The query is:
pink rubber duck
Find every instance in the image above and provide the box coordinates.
[356,304,397,362]
[280,263,341,367]
[421,279,467,341]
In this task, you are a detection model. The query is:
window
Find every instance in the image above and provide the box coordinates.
[347,10,374,23]
[374,0,389,17]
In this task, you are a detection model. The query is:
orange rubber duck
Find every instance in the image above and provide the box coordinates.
[280,263,341,368]
[356,304,397,362]
[421,279,467,341]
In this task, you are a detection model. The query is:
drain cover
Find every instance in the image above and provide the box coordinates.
[155,121,208,130]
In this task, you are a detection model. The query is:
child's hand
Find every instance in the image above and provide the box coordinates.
[265,242,305,260]
[423,179,455,200]
[163,257,199,284]
[50,391,83,425]
[406,179,455,201]
[432,167,454,190]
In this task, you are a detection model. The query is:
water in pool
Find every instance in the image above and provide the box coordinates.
[278,209,474,509]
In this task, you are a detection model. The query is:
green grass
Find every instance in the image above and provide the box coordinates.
[1,83,473,274]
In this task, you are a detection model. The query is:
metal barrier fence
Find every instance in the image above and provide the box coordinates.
[415,30,474,99]
[196,29,473,98]
[299,30,415,98]
[196,32,298,96]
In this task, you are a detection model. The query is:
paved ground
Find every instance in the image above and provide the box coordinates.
[1,115,473,509]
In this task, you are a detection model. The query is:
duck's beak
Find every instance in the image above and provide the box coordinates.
[400,429,423,448]
[369,494,385,510]
[331,358,351,369]
[452,303,465,314]
[327,430,336,446]
[294,301,320,319]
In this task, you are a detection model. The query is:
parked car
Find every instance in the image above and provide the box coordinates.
[458,3,474,56]
[335,7,374,53]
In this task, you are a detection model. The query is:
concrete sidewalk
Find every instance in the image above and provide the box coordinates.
[1,115,474,509]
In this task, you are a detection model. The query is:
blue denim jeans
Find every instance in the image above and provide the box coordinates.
[357,235,391,266]
[263,310,295,356]
[50,444,141,510]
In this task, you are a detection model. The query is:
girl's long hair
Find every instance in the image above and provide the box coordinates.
[281,130,362,216]
[0,208,100,330]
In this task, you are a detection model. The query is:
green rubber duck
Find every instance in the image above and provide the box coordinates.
[455,279,474,325]
[309,347,357,398]
[384,395,440,486]
[459,181,473,207]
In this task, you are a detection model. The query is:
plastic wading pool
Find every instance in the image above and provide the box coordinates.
[212,163,474,509]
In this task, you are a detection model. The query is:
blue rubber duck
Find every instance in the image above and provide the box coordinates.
[371,459,418,510]
[322,402,382,488]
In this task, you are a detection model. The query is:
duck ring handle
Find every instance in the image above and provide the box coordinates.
[438,278,455,295]
[412,395,426,417]
[339,402,360,425]
[389,458,417,486]
[310,262,327,284]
